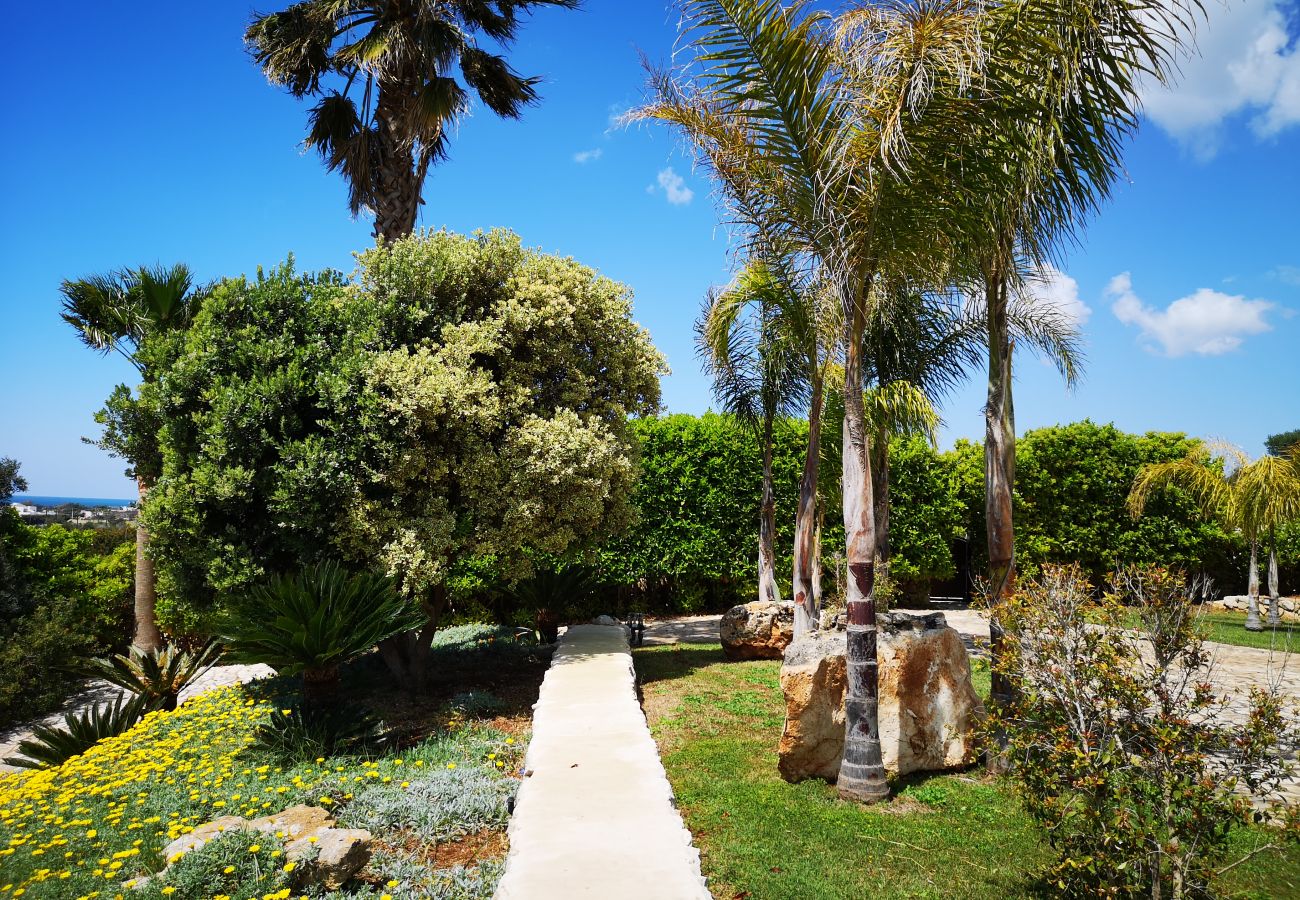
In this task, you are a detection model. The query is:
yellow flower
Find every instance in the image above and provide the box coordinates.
[247,844,261,853]
[223,866,235,874]
[446,763,456,770]
[161,889,176,896]
[282,861,296,873]
[387,880,399,887]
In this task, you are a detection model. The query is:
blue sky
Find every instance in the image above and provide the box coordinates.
[1,1,1297,498]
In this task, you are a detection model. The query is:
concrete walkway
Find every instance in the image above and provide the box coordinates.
[0,662,273,772]
[495,624,710,900]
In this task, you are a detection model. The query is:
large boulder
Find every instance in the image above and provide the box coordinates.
[777,611,984,782]
[720,600,795,660]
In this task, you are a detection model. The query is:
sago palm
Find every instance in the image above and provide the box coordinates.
[247,0,576,240]
[60,264,206,652]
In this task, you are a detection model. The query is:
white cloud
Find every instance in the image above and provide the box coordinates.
[573,148,603,164]
[654,167,695,205]
[1107,272,1275,356]
[1027,265,1092,326]
[1139,0,1300,158]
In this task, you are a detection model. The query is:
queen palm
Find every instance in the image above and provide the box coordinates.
[247,0,575,241]
[698,260,808,608]
[1128,443,1300,632]
[639,0,986,803]
[60,264,205,652]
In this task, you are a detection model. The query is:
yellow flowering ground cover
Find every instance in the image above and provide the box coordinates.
[0,683,525,900]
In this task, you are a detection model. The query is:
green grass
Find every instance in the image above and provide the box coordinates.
[634,642,1300,900]
[1114,608,1300,652]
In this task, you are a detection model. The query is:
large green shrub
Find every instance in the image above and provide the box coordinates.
[137,229,664,635]
[948,420,1264,590]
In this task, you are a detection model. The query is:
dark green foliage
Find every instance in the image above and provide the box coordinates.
[79,642,221,712]
[949,420,1271,590]
[0,597,100,727]
[1267,429,1300,457]
[0,457,25,502]
[598,414,963,612]
[218,561,422,690]
[4,693,147,769]
[253,701,388,761]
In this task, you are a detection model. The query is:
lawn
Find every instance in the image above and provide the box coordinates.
[1109,608,1300,652]
[634,642,1300,900]
[0,625,548,900]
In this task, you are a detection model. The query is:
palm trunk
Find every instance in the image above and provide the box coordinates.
[758,413,781,605]
[985,267,1016,710]
[836,289,888,804]
[792,378,824,637]
[1267,528,1280,627]
[371,87,425,242]
[378,588,447,689]
[1245,540,1263,631]
[871,431,891,598]
[132,479,163,653]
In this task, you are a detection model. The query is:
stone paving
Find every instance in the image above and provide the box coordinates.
[0,662,274,771]
[496,624,710,899]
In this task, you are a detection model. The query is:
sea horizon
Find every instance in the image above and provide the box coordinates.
[11,494,136,509]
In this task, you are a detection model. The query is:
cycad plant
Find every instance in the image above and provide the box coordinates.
[3,694,148,770]
[80,642,221,712]
[503,565,598,642]
[219,561,422,705]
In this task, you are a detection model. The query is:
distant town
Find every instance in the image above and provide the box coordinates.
[9,497,137,527]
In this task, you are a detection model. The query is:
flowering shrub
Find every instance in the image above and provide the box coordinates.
[0,684,523,899]
[990,564,1300,897]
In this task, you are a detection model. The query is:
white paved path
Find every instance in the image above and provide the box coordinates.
[495,624,710,900]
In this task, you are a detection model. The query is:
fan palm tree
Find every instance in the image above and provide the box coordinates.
[246,0,576,241]
[60,265,206,652]
[698,261,809,608]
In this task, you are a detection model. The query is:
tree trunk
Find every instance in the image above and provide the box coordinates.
[758,414,782,605]
[984,267,1016,711]
[1245,541,1263,631]
[378,588,446,689]
[792,378,824,637]
[1267,530,1280,627]
[836,291,889,804]
[132,478,163,653]
[371,87,425,242]
[302,666,341,710]
[871,431,891,595]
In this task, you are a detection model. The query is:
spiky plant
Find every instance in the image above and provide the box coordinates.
[4,694,148,770]
[218,561,422,705]
[80,642,221,712]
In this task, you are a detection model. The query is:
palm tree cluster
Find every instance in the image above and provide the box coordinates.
[1130,442,1300,630]
[636,0,1197,802]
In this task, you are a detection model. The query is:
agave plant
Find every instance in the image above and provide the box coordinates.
[4,694,148,770]
[218,561,422,705]
[80,642,221,712]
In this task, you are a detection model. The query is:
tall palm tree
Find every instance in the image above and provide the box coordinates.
[1129,443,1300,632]
[698,261,808,608]
[639,0,985,803]
[247,0,576,241]
[60,264,205,652]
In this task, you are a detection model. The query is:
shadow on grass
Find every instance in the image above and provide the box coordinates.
[632,643,730,686]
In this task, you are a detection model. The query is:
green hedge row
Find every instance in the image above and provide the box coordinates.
[595,416,1297,613]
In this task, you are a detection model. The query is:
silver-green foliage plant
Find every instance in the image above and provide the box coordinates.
[137,229,664,686]
[339,766,516,842]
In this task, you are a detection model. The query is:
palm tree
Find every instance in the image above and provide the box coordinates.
[1236,450,1300,627]
[246,0,576,241]
[60,264,205,652]
[698,261,808,608]
[639,0,985,803]
[1129,443,1300,632]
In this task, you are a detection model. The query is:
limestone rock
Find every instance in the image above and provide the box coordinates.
[593,615,623,627]
[720,600,795,660]
[288,827,372,889]
[777,612,984,782]
[152,805,371,892]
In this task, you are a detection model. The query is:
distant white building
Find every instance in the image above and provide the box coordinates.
[11,503,42,517]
